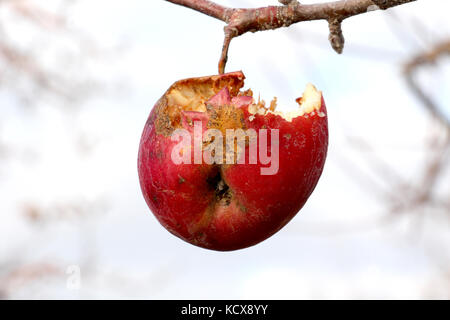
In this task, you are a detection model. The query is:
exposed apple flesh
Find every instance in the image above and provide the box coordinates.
[138,71,328,251]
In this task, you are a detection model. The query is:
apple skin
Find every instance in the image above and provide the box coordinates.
[138,71,328,251]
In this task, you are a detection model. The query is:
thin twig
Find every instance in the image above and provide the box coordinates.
[404,40,450,130]
[166,0,417,73]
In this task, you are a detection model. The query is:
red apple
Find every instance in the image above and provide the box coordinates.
[138,71,328,251]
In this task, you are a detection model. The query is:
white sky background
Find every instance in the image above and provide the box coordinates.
[0,0,449,299]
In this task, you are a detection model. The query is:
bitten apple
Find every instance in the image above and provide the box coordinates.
[138,71,328,251]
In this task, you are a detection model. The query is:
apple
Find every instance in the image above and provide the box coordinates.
[138,71,328,251]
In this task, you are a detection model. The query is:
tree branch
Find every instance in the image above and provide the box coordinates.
[166,0,417,73]
[404,40,450,130]
[164,0,232,22]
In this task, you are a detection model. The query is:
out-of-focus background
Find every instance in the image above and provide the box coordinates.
[0,0,449,299]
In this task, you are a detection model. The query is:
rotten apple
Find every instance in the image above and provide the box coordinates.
[138,71,328,251]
